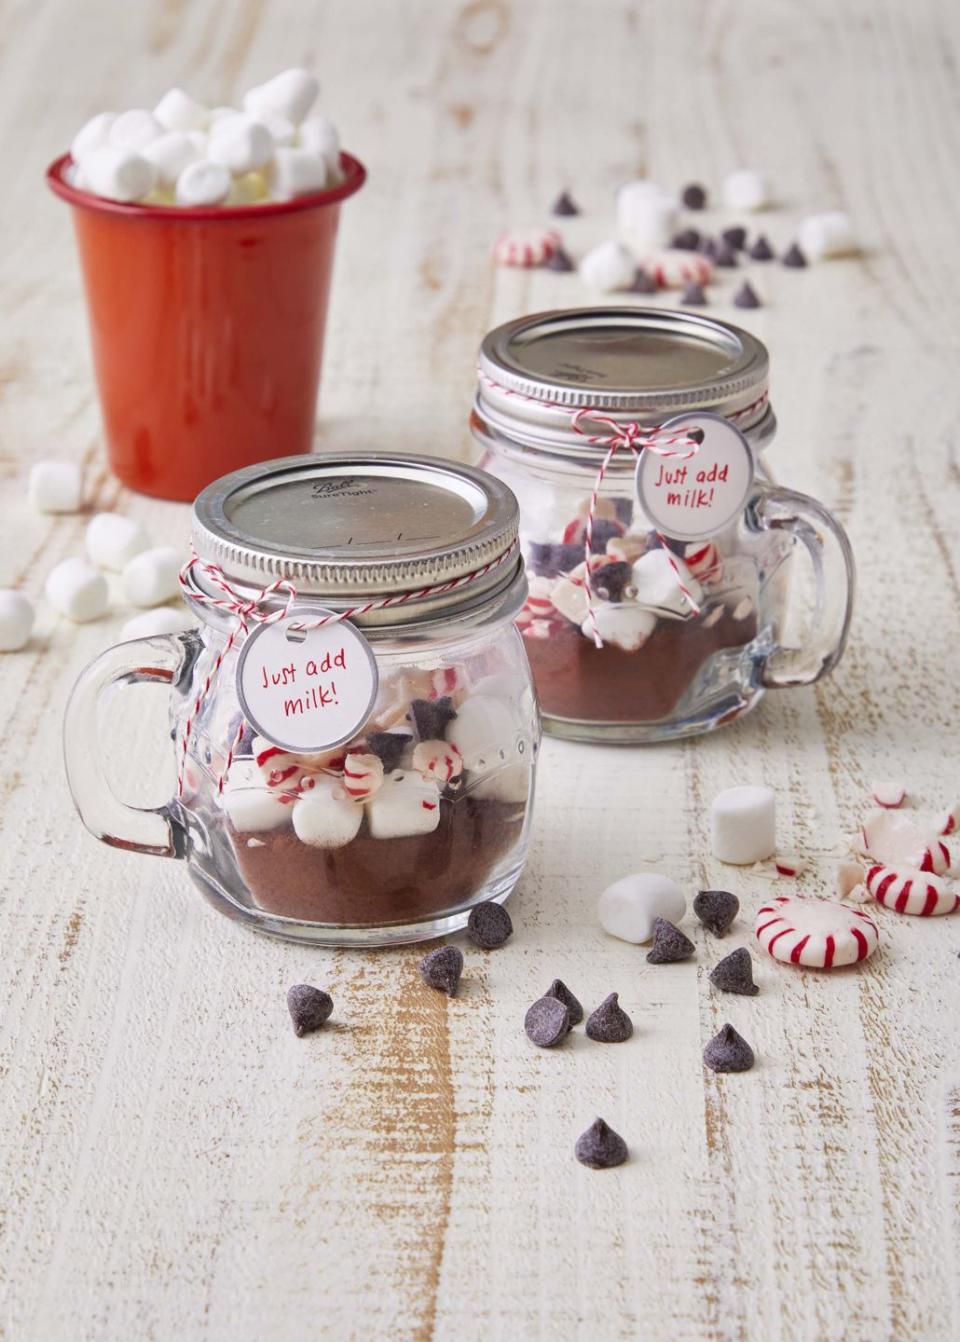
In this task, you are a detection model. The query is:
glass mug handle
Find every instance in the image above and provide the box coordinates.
[63,632,198,858]
[749,484,856,688]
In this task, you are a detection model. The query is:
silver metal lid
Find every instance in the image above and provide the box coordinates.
[476,307,772,458]
[188,453,522,629]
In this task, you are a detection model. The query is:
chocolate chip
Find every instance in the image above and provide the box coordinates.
[575,1117,628,1169]
[367,731,411,773]
[709,947,758,996]
[722,225,747,251]
[418,945,463,997]
[733,280,761,309]
[629,268,658,294]
[528,541,583,577]
[589,519,623,554]
[748,234,774,261]
[585,992,633,1042]
[551,190,580,217]
[672,228,700,251]
[546,246,576,272]
[680,282,707,307]
[408,696,457,741]
[287,984,333,1036]
[467,900,513,949]
[593,561,634,602]
[645,917,695,963]
[681,183,707,210]
[714,241,739,268]
[693,889,740,937]
[782,241,807,268]
[703,1023,755,1073]
[545,977,584,1026]
[524,995,571,1047]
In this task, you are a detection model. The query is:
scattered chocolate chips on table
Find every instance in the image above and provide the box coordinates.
[524,995,571,1047]
[418,945,464,997]
[551,190,580,216]
[408,695,457,740]
[722,224,748,251]
[748,234,775,261]
[575,1117,629,1169]
[714,241,739,268]
[585,992,633,1042]
[366,731,411,773]
[467,899,513,949]
[672,227,701,251]
[703,1023,756,1073]
[782,241,807,268]
[545,977,584,1026]
[546,245,576,273]
[681,182,707,210]
[646,917,696,963]
[629,268,658,294]
[693,889,740,937]
[734,280,762,309]
[680,281,707,307]
[709,947,759,996]
[287,984,334,1036]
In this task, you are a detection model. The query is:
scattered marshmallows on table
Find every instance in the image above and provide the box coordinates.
[67,69,341,206]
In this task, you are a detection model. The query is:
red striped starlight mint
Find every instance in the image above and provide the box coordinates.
[755,895,879,969]
[864,865,959,917]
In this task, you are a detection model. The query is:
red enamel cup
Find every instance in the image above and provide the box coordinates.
[47,152,366,501]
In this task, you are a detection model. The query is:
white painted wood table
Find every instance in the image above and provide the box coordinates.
[2,2,960,1338]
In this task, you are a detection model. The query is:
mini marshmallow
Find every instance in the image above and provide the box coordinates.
[269,147,329,199]
[45,558,108,623]
[798,211,856,260]
[366,770,441,839]
[447,695,530,803]
[292,775,363,847]
[0,590,35,651]
[122,546,182,607]
[176,159,231,206]
[227,171,269,205]
[251,108,296,147]
[299,114,340,172]
[711,785,776,864]
[141,131,201,189]
[28,461,82,514]
[71,111,116,162]
[86,512,150,571]
[598,872,686,944]
[186,130,209,155]
[154,87,209,133]
[221,761,290,833]
[722,168,769,211]
[121,606,195,639]
[109,109,163,152]
[243,67,319,126]
[208,114,274,174]
[617,182,677,251]
[581,603,656,652]
[81,146,156,202]
[631,549,702,614]
[579,240,636,292]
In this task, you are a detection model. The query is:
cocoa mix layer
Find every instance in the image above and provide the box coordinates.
[525,609,757,723]
[230,798,524,924]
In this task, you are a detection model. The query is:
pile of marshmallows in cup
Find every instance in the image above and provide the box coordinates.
[66,68,340,207]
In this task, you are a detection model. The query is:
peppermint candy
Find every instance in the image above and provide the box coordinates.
[684,540,723,583]
[859,808,956,875]
[412,739,464,786]
[864,865,959,917]
[755,895,879,968]
[340,751,385,800]
[639,249,713,288]
[492,228,562,267]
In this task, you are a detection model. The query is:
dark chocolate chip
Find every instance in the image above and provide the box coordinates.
[646,917,696,963]
[585,992,633,1043]
[671,228,700,251]
[589,519,623,554]
[527,541,583,578]
[575,1117,628,1169]
[551,190,580,217]
[721,225,747,251]
[703,1023,755,1073]
[467,900,513,949]
[693,889,740,937]
[733,280,761,309]
[782,241,807,269]
[681,182,707,210]
[748,234,774,261]
[593,561,634,602]
[613,496,634,525]
[709,947,759,996]
[287,984,333,1036]
[700,237,719,260]
[546,245,576,273]
[680,282,707,307]
[545,977,584,1026]
[714,241,739,268]
[366,731,411,773]
[524,995,571,1047]
[408,696,457,741]
[418,945,463,997]
[629,268,658,294]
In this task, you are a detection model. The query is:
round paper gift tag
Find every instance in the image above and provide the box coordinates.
[635,410,755,543]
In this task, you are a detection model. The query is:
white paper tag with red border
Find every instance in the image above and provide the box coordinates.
[235,609,379,754]
[635,411,755,542]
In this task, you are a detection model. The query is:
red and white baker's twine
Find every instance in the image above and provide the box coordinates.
[176,545,517,797]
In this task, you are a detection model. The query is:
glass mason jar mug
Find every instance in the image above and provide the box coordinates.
[64,454,539,946]
[472,308,855,743]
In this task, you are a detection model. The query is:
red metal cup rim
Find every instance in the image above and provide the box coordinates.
[45,149,366,220]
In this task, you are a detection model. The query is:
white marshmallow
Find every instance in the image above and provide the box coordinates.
[0,590,35,651]
[631,549,702,614]
[109,109,163,152]
[581,603,656,652]
[71,111,116,162]
[221,761,290,833]
[86,512,150,571]
[122,546,182,607]
[81,146,156,202]
[617,181,677,250]
[243,68,319,125]
[227,171,269,205]
[28,461,83,514]
[711,785,776,864]
[208,106,238,126]
[598,872,686,944]
[251,108,296,147]
[175,159,231,206]
[122,606,195,639]
[798,211,856,260]
[298,114,340,172]
[722,168,769,212]
[45,558,109,623]
[154,87,209,133]
[186,130,209,155]
[579,239,636,292]
[365,770,441,839]
[269,147,328,199]
[446,694,530,804]
[208,114,274,174]
[292,775,363,847]
[141,131,200,189]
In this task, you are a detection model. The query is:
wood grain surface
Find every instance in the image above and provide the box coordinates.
[2,1,960,1339]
